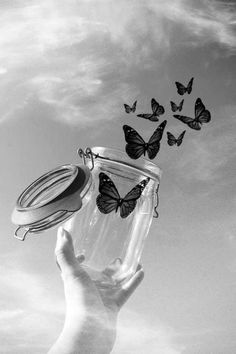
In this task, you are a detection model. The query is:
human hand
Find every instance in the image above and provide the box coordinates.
[48,227,144,354]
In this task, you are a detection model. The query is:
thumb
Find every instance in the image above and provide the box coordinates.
[55,227,78,276]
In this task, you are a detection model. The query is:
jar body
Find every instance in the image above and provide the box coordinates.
[63,147,160,287]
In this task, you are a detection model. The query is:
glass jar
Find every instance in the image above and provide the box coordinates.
[11,147,161,288]
[64,147,161,287]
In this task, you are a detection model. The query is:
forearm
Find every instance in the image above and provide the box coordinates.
[48,281,115,354]
[48,313,114,354]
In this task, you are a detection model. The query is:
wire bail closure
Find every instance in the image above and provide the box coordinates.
[14,226,30,241]
[77,147,95,171]
[153,184,160,218]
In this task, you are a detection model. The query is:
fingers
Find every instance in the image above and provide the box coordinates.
[55,227,78,276]
[102,258,122,278]
[115,265,144,308]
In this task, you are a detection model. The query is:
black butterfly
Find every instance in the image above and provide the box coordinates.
[137,98,165,122]
[170,99,184,112]
[167,130,186,146]
[123,120,167,160]
[173,98,211,130]
[175,78,194,95]
[96,172,150,218]
[124,101,137,113]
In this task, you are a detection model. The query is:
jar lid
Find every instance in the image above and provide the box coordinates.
[11,164,91,240]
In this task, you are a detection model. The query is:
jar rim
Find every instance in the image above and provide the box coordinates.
[11,165,91,238]
[91,146,162,181]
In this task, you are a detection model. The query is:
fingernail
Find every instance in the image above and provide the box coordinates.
[76,254,85,263]
[136,264,143,272]
[115,258,122,266]
[80,254,85,261]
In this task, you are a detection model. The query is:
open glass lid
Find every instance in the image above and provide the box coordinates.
[11,164,91,241]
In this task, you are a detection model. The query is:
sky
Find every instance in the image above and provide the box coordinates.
[0,0,236,353]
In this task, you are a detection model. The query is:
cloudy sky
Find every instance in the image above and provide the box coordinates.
[0,0,236,353]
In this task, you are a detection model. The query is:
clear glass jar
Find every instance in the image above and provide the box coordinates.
[12,146,161,288]
[63,147,161,287]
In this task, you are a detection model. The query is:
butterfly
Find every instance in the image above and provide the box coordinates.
[170,99,184,112]
[175,77,194,95]
[167,130,186,146]
[137,98,165,122]
[96,172,150,218]
[123,120,167,160]
[124,101,137,113]
[173,98,211,130]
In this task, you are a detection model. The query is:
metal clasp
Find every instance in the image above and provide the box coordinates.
[14,226,30,241]
[153,184,160,218]
[77,147,95,171]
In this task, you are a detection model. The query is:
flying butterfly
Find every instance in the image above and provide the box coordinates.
[123,120,167,160]
[175,77,194,96]
[124,100,137,113]
[173,98,211,130]
[170,99,184,112]
[96,172,150,218]
[137,98,165,122]
[167,130,186,146]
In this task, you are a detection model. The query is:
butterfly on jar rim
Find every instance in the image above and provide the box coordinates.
[124,100,137,113]
[175,77,194,96]
[137,98,165,122]
[170,99,184,112]
[173,98,211,130]
[167,130,186,146]
[123,120,167,160]
[96,172,150,218]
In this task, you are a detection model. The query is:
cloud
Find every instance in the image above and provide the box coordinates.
[0,255,184,353]
[168,104,236,184]
[0,258,64,352]
[0,0,235,125]
[149,0,236,49]
[114,309,184,354]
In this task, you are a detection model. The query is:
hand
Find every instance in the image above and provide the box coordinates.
[48,227,144,354]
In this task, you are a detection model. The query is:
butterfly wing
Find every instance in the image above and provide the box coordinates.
[137,113,158,122]
[170,101,178,112]
[167,132,177,146]
[96,173,120,214]
[176,130,186,146]
[171,100,184,112]
[124,101,137,113]
[175,82,186,95]
[147,120,167,159]
[175,78,193,95]
[120,178,150,218]
[124,104,132,113]
[151,98,165,116]
[188,120,201,130]
[178,99,184,111]
[173,114,201,130]
[195,98,211,123]
[186,77,194,94]
[132,100,137,112]
[123,125,146,159]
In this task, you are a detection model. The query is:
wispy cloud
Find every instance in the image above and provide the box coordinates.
[114,309,184,354]
[150,0,236,49]
[0,258,64,352]
[0,0,235,125]
[168,104,236,184]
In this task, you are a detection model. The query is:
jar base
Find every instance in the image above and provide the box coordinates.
[80,263,133,289]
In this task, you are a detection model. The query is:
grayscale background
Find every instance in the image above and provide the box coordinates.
[0,1,236,353]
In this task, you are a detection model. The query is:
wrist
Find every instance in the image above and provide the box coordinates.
[53,315,113,354]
